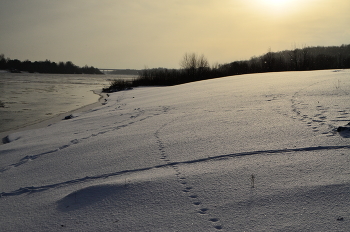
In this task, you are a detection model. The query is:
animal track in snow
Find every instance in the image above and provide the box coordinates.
[1,108,164,173]
[198,208,209,214]
[154,118,224,230]
[210,218,219,222]
[289,88,350,137]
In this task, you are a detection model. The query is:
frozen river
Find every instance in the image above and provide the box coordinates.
[0,72,135,132]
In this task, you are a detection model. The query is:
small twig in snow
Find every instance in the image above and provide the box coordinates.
[251,174,255,188]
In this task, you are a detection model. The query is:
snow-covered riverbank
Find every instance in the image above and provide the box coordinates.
[1,70,349,231]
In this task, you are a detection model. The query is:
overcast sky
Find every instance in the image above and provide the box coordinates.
[1,0,349,69]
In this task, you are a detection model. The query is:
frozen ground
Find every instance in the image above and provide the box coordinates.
[1,70,349,231]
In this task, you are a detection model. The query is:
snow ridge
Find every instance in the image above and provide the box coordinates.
[2,144,349,198]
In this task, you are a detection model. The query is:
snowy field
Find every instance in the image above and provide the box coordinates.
[1,70,349,231]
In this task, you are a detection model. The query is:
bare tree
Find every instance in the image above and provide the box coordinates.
[179,53,209,70]
[289,44,304,71]
[179,53,210,80]
[262,47,276,72]
[300,44,310,70]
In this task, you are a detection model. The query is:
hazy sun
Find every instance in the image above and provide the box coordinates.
[262,0,292,6]
[257,0,298,14]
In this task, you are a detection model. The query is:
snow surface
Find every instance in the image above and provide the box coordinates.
[1,70,349,231]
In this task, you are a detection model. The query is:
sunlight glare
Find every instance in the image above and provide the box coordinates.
[262,0,293,6]
[255,0,302,16]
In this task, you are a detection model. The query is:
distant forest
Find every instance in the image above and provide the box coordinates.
[0,54,103,74]
[104,44,350,92]
[138,44,350,86]
[106,69,139,75]
[219,44,350,75]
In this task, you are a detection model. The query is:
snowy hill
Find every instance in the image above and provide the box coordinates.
[1,70,349,231]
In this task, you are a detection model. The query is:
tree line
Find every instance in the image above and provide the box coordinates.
[106,69,139,75]
[109,44,349,90]
[220,44,350,76]
[0,54,103,74]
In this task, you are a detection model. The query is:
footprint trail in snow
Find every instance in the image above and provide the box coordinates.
[155,119,224,230]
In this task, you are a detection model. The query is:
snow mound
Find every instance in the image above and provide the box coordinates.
[56,184,133,211]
